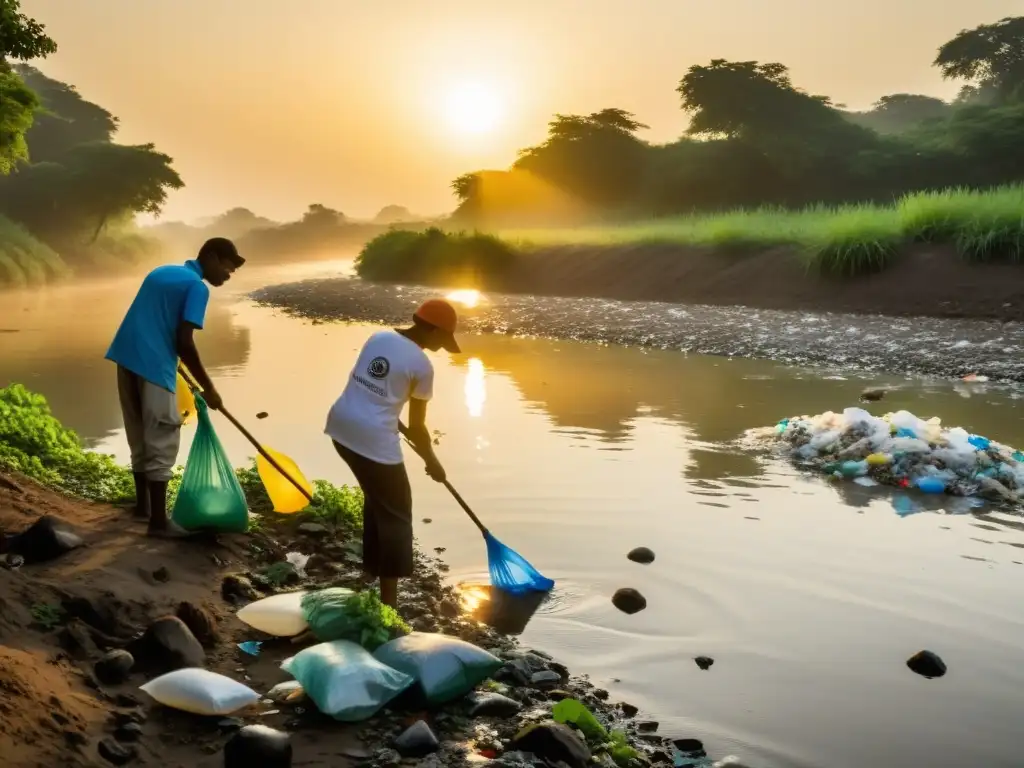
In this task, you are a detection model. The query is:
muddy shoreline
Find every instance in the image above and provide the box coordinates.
[252,277,1024,384]
[0,470,710,768]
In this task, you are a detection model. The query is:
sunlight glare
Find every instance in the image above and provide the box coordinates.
[446,288,482,308]
[444,81,502,135]
[465,357,486,418]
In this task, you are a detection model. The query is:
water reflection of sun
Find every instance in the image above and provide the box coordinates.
[446,288,482,309]
[457,582,493,616]
[465,357,486,417]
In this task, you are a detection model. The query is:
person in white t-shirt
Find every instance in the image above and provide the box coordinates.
[325,298,460,609]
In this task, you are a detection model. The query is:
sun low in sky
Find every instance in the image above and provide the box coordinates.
[443,80,504,136]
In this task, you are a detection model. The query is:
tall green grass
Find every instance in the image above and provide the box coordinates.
[0,215,69,288]
[490,185,1024,276]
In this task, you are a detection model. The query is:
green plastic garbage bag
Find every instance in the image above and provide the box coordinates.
[171,395,248,533]
[301,588,409,649]
[372,631,502,705]
[281,640,413,721]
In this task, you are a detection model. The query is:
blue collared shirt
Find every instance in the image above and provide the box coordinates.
[105,260,210,392]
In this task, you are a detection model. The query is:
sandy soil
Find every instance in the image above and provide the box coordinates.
[0,471,366,768]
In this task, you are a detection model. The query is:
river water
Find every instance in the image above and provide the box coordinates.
[3,263,1024,768]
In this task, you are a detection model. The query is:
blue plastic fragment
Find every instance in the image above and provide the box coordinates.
[916,476,945,495]
[237,640,262,656]
[968,435,991,451]
[892,495,922,517]
[1014,451,1024,463]
[895,428,916,439]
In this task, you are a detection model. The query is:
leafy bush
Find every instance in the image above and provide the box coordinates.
[0,215,68,287]
[0,383,133,501]
[356,227,517,285]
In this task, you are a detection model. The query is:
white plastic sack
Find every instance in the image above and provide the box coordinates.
[237,591,309,637]
[140,668,260,715]
[281,640,413,722]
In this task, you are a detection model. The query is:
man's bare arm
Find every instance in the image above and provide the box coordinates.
[176,321,221,408]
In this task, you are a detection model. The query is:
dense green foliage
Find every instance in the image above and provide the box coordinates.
[361,185,1024,279]
[355,227,516,283]
[0,384,365,533]
[451,16,1024,226]
[0,10,183,289]
[0,383,133,501]
[302,588,410,650]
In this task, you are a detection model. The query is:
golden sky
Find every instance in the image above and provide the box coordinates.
[21,0,1023,222]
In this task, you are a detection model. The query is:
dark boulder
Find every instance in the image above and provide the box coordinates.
[468,692,523,718]
[126,616,205,673]
[393,720,439,758]
[510,722,590,768]
[627,547,655,564]
[224,725,292,768]
[612,588,647,614]
[7,516,84,564]
[94,650,135,686]
[907,650,947,679]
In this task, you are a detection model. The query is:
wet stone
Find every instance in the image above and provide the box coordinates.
[612,588,647,615]
[393,720,439,757]
[98,738,136,765]
[224,725,293,768]
[468,692,523,718]
[672,738,705,755]
[127,616,205,673]
[907,650,947,679]
[637,721,659,733]
[510,722,590,768]
[627,547,655,564]
[620,702,639,717]
[298,522,328,537]
[530,670,562,687]
[695,656,714,671]
[114,722,143,743]
[94,650,134,685]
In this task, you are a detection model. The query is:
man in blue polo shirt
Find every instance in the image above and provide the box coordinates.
[106,237,245,536]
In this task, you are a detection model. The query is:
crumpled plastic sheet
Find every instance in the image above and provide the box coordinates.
[756,406,1024,505]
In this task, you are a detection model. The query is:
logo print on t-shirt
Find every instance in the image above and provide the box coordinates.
[367,356,390,379]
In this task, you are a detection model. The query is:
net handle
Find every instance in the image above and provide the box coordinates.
[398,423,488,535]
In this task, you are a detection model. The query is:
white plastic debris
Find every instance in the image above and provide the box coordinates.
[285,552,310,578]
[760,406,1024,507]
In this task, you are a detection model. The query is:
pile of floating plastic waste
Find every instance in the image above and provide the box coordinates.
[762,407,1024,505]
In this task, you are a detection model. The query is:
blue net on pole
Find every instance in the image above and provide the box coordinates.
[484,530,554,595]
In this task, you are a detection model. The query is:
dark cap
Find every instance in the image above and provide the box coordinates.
[199,237,245,267]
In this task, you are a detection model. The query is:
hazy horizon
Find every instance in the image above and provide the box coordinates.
[21,0,1023,224]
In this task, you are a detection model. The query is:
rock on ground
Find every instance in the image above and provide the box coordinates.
[510,722,591,768]
[394,720,440,757]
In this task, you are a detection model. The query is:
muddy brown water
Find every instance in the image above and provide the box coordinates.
[3,262,1024,768]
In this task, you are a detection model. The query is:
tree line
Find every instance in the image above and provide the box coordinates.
[451,16,1024,226]
[0,0,182,281]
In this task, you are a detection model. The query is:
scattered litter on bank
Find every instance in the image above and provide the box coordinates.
[755,407,1024,506]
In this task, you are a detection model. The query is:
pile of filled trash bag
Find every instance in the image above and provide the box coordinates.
[760,407,1024,504]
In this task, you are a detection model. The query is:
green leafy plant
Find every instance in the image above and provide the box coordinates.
[0,383,133,501]
[552,698,639,767]
[30,602,65,630]
[301,588,410,650]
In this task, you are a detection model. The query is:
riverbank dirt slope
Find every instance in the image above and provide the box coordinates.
[0,471,365,768]
[487,244,1024,320]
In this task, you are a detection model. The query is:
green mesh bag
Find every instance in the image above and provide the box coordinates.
[171,395,248,533]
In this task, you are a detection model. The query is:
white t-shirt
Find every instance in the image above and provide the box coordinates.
[324,330,434,464]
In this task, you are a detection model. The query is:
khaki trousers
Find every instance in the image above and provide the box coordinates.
[116,366,181,482]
